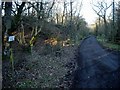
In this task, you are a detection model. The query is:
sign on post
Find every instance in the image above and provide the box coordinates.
[8,36,15,42]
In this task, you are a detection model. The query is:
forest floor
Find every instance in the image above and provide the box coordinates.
[2,39,78,88]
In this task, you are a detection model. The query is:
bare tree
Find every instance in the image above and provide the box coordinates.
[47,0,55,19]
[92,1,112,38]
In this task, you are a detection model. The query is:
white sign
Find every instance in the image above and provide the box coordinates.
[8,36,15,42]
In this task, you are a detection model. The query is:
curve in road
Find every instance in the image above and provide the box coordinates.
[71,36,120,88]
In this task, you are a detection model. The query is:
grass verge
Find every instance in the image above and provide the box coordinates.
[97,37,120,51]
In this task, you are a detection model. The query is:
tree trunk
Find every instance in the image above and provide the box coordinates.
[95,23,98,36]
[3,2,12,56]
[12,2,25,33]
[62,2,66,24]
[4,2,12,32]
[70,1,73,22]
[56,13,58,24]
[99,16,101,27]
[116,3,120,42]
[103,15,108,38]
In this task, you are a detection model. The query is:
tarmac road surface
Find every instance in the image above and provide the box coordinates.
[71,36,120,88]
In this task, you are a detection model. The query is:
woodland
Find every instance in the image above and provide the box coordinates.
[1,0,120,88]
